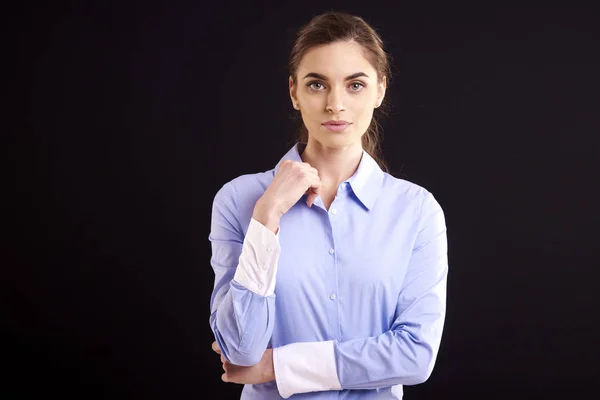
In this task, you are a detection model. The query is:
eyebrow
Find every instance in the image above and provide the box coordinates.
[303,72,369,81]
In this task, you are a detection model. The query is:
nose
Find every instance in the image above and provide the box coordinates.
[326,87,345,113]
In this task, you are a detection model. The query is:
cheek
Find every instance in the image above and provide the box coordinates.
[352,100,375,124]
[299,97,325,122]
[302,94,325,109]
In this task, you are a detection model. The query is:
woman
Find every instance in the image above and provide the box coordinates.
[209,11,448,399]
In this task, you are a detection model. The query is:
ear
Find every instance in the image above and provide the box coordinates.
[375,76,387,108]
[289,76,298,107]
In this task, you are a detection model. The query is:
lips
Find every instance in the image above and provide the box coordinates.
[323,120,350,126]
[322,120,351,132]
[323,121,350,132]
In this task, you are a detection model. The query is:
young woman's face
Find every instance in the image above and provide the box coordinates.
[290,40,386,149]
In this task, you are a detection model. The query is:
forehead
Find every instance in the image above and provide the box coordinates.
[297,40,376,78]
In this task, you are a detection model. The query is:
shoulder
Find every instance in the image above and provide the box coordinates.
[380,172,430,202]
[211,168,275,231]
[215,170,274,202]
[380,173,444,217]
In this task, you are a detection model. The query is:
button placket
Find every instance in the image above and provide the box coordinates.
[324,203,340,341]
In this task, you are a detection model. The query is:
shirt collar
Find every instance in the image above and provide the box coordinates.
[274,142,384,210]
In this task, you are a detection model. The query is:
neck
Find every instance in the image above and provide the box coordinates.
[300,139,363,191]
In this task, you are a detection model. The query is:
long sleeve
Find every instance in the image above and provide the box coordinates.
[209,182,281,366]
[273,191,448,398]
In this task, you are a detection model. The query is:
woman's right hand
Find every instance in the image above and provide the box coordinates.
[252,160,322,233]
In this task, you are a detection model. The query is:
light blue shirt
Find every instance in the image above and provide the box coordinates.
[209,142,448,399]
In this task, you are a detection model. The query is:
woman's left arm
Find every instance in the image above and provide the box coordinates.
[273,191,449,398]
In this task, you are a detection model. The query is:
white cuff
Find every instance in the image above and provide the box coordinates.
[232,218,281,297]
[273,340,342,398]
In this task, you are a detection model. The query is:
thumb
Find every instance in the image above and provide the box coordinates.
[306,191,319,207]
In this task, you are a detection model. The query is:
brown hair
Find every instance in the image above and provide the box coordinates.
[289,11,392,172]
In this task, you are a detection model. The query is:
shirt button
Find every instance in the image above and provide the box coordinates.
[260,263,268,270]
[267,246,274,253]
[329,248,335,254]
[330,208,337,215]
[329,293,337,300]
[257,283,263,289]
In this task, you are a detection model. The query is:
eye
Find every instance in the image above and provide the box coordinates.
[349,82,365,91]
[308,81,325,91]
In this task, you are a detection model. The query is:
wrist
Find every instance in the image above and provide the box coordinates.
[264,348,276,382]
[253,198,281,234]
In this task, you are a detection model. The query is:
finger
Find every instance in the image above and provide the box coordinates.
[303,178,319,193]
[306,191,318,208]
[280,160,294,171]
[305,167,319,178]
[308,178,322,194]
[302,169,320,183]
[301,161,319,173]
[220,354,226,364]
[302,165,319,175]
[211,341,221,354]
[221,372,229,382]
[296,162,316,174]
[306,178,322,207]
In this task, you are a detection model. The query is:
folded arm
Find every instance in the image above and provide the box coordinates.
[273,191,448,398]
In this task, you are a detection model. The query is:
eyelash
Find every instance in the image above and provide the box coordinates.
[306,81,366,92]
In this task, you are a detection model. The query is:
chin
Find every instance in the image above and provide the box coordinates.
[316,133,360,149]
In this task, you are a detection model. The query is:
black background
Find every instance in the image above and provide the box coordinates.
[8,1,600,399]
